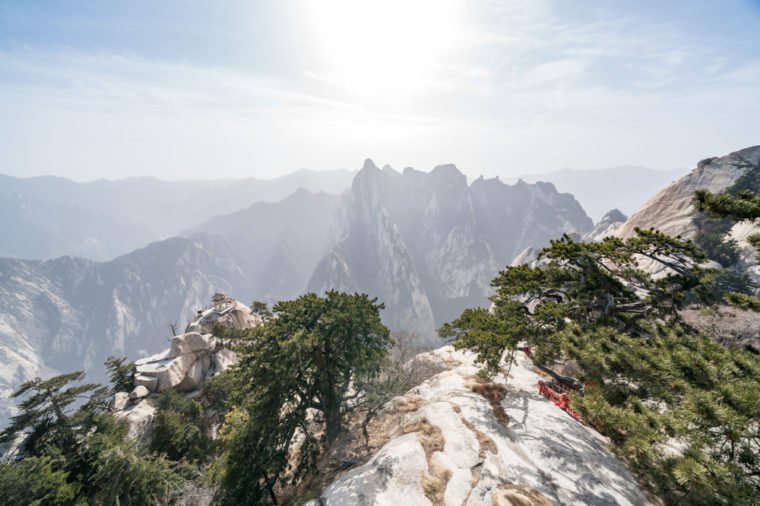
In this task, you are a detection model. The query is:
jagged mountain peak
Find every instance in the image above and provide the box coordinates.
[362,158,380,171]
[601,208,627,223]
[584,208,628,242]
[430,162,464,178]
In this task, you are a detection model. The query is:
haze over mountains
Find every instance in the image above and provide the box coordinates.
[0,159,593,424]
[518,165,689,221]
[309,160,592,337]
[1,148,757,428]
[0,169,354,260]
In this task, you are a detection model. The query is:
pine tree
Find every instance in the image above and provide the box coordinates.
[441,229,760,504]
[214,291,391,505]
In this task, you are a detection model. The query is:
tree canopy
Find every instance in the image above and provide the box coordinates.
[0,363,186,505]
[441,229,760,505]
[213,290,392,505]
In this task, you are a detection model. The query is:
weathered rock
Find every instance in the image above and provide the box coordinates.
[158,352,199,392]
[129,385,150,400]
[212,348,238,374]
[186,300,262,334]
[616,146,760,241]
[318,346,650,506]
[175,357,205,392]
[115,399,156,440]
[169,332,214,358]
[321,433,429,505]
[111,391,129,411]
[134,373,158,392]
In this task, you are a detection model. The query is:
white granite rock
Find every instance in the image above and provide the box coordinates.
[318,346,650,506]
[111,391,129,411]
[134,373,158,392]
[169,332,214,358]
[129,385,150,400]
[115,399,156,440]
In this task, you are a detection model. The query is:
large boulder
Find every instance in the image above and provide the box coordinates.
[134,373,158,391]
[135,332,216,392]
[129,385,150,400]
[111,392,129,411]
[175,357,205,392]
[169,332,214,357]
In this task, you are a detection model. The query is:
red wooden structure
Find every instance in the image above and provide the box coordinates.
[537,379,582,421]
[523,345,583,421]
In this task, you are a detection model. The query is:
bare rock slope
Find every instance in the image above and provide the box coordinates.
[316,347,649,506]
[614,145,760,279]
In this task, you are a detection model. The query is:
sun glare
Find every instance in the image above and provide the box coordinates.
[303,0,464,97]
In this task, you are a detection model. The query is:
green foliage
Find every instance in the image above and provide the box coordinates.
[0,371,104,456]
[89,440,184,505]
[104,356,136,393]
[150,389,210,463]
[693,167,760,313]
[441,229,760,504]
[0,368,187,505]
[0,456,80,505]
[214,291,391,505]
[250,299,273,319]
[695,188,760,223]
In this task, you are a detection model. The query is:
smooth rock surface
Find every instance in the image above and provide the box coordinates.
[115,399,156,440]
[318,346,650,506]
[169,332,214,357]
[111,391,129,411]
[129,385,150,400]
[134,373,158,391]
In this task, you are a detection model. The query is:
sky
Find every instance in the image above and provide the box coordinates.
[1,0,759,181]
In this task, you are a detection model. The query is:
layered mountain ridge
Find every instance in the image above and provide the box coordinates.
[309,159,593,338]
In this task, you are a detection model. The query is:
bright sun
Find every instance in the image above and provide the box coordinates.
[303,0,465,98]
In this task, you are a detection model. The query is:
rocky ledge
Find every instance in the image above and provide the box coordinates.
[313,347,650,506]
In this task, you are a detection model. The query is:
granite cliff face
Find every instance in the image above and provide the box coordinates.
[309,160,593,338]
[614,145,760,279]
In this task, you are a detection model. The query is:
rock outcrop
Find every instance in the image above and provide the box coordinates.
[584,209,627,242]
[613,145,760,279]
[315,346,649,505]
[110,295,258,439]
[616,146,759,240]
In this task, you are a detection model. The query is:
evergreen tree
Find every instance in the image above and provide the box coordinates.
[214,291,391,505]
[104,356,136,394]
[0,371,104,457]
[0,364,187,505]
[441,229,760,504]
[150,389,210,463]
[695,177,760,309]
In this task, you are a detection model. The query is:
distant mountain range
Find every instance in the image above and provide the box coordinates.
[0,159,593,424]
[0,169,354,261]
[517,166,689,221]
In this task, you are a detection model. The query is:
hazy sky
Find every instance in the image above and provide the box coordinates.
[1,0,759,180]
